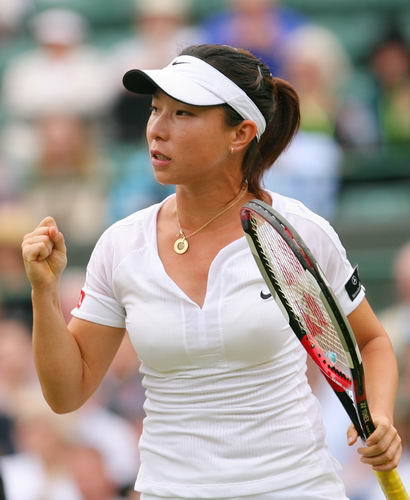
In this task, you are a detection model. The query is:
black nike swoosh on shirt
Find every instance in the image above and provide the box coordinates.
[172,61,189,65]
[260,291,272,300]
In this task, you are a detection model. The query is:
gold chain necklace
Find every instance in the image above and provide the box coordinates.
[173,185,248,255]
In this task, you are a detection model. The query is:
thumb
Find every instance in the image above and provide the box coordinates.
[48,226,66,253]
[347,424,359,446]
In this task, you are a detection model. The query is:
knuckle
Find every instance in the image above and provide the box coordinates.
[372,444,383,454]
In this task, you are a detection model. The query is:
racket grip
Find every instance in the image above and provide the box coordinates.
[374,469,409,500]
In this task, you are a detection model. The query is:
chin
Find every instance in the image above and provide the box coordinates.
[153,171,177,186]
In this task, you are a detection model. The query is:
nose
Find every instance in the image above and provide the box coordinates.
[146,111,169,142]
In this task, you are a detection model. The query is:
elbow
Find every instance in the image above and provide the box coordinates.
[47,400,78,415]
[48,403,77,415]
[43,392,84,415]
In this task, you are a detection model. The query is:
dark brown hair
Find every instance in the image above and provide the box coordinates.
[180,44,300,199]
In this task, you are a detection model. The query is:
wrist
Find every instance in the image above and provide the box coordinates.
[370,412,394,425]
[31,283,61,303]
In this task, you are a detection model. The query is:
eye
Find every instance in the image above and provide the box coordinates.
[176,109,192,116]
[149,105,158,114]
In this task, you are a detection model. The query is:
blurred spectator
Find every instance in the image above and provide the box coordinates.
[283,24,351,136]
[0,319,36,414]
[110,0,202,143]
[112,0,201,76]
[21,113,112,246]
[0,389,81,500]
[379,243,410,384]
[0,206,34,326]
[95,333,145,427]
[0,151,23,203]
[263,131,342,220]
[66,444,122,500]
[0,0,31,41]
[201,0,307,76]
[0,318,37,455]
[264,25,349,219]
[73,399,141,494]
[336,26,410,149]
[368,29,410,145]
[1,8,114,120]
[0,383,140,497]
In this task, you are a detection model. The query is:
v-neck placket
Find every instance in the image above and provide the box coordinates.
[148,199,248,365]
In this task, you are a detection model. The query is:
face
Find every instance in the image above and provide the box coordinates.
[146,90,236,187]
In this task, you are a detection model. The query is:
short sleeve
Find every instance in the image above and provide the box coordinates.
[71,229,126,328]
[313,220,365,317]
[278,193,366,318]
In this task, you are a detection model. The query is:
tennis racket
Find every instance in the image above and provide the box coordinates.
[240,199,408,500]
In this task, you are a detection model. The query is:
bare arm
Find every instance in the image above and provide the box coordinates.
[23,217,125,413]
[347,298,402,471]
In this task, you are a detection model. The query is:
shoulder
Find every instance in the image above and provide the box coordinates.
[269,191,350,272]
[270,192,338,244]
[91,200,165,262]
[108,203,159,232]
[268,192,365,313]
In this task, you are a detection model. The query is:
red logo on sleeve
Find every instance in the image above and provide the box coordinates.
[77,290,85,308]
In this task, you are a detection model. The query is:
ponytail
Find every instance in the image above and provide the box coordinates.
[252,78,300,197]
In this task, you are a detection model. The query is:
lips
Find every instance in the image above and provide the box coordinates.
[151,149,171,161]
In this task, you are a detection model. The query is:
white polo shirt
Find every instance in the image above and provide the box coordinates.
[72,191,364,498]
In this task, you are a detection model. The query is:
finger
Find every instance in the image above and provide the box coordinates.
[365,416,394,447]
[347,424,359,446]
[37,216,57,229]
[23,226,52,241]
[372,445,402,471]
[360,439,402,469]
[23,233,54,249]
[366,424,390,447]
[23,235,54,258]
[359,427,398,457]
[22,241,52,262]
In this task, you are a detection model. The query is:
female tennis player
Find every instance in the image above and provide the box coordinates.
[22,44,402,499]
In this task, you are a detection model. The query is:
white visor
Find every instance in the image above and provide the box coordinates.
[123,55,266,140]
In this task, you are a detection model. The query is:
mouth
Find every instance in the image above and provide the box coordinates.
[151,150,171,161]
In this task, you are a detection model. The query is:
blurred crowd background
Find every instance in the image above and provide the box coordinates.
[0,0,409,498]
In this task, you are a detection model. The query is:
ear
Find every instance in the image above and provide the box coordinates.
[230,120,258,152]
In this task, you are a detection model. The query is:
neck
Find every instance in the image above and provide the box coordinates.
[174,182,248,230]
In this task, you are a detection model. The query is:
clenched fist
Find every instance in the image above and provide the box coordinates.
[22,216,67,289]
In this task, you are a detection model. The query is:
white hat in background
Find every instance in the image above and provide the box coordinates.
[135,0,190,18]
[30,8,88,46]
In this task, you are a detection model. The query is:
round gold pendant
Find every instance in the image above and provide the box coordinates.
[174,237,189,255]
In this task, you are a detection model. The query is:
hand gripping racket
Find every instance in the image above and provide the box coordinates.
[240,199,408,500]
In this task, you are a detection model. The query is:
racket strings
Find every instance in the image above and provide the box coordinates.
[254,217,350,376]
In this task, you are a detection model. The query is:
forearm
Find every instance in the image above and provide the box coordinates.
[361,334,398,423]
[32,286,86,413]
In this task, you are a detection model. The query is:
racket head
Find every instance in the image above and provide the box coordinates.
[240,200,375,431]
[241,202,353,385]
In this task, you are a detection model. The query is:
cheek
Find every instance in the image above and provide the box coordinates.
[182,126,230,162]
